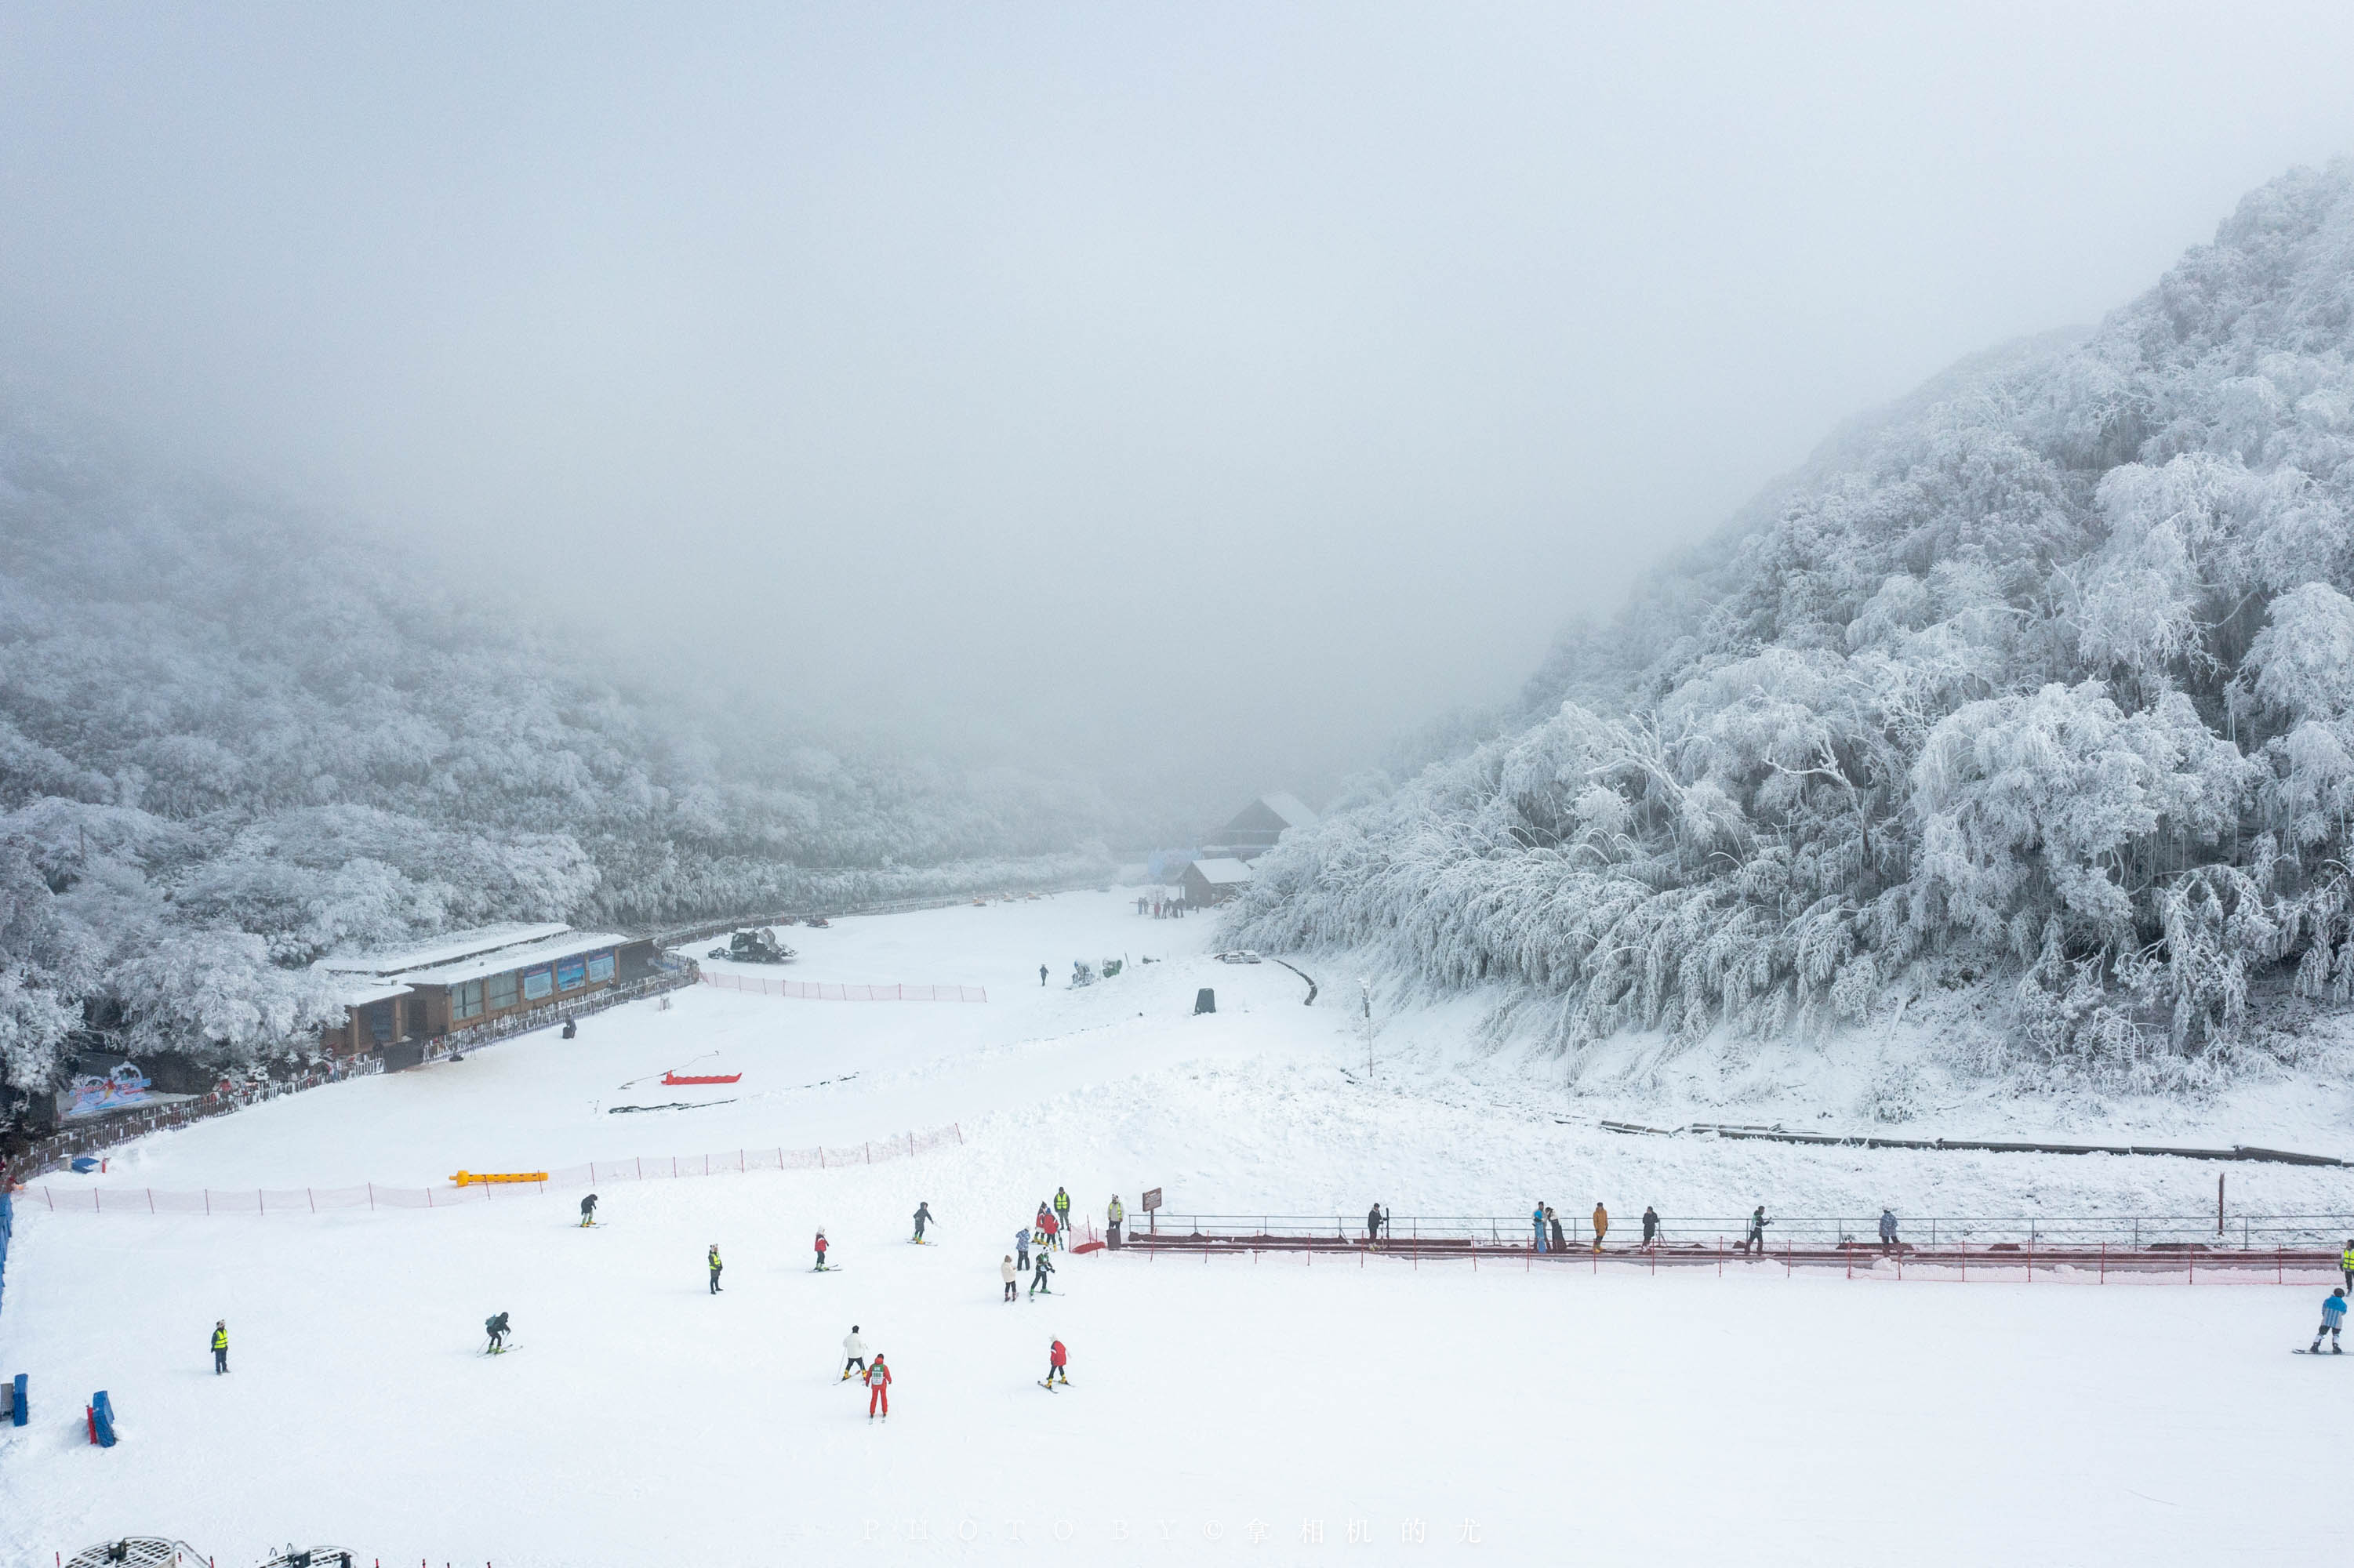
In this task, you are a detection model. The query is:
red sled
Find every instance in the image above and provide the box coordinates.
[661,1071,743,1085]
[1071,1241,1105,1255]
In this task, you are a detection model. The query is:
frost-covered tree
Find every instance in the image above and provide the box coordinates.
[1227,158,2354,1085]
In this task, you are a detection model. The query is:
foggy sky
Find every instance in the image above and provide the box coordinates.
[5,4,2353,822]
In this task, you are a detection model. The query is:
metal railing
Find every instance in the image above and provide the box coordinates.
[1128,1212,2354,1250]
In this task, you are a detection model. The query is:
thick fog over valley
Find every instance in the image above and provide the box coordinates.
[6,5,2354,1112]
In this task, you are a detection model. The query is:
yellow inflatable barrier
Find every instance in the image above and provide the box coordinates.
[449,1171,549,1187]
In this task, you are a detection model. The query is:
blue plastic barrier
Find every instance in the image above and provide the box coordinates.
[89,1389,116,1447]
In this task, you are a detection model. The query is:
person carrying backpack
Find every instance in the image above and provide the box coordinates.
[2315,1289,2349,1355]
[866,1355,892,1421]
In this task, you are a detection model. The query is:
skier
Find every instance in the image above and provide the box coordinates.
[842,1325,870,1381]
[866,1354,892,1421]
[1039,964,1048,988]
[2315,1290,2349,1354]
[1641,1206,1660,1247]
[212,1319,229,1375]
[1742,1206,1770,1258]
[912,1201,934,1243]
[1053,1187,1072,1240]
[1365,1203,1382,1244]
[708,1243,724,1293]
[814,1228,831,1271]
[1038,1204,1059,1251]
[579,1193,598,1228]
[561,1018,577,1040]
[485,1312,511,1353]
[1002,1254,1019,1302]
[1015,1225,1032,1272]
[1107,1196,1124,1249]
[1879,1209,1899,1256]
[1044,1338,1069,1388]
[1531,1203,1548,1253]
[1030,1247,1056,1298]
[1592,1203,1609,1254]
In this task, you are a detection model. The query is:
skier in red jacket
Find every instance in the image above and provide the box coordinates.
[1044,1338,1069,1388]
[814,1229,830,1271]
[866,1354,892,1420]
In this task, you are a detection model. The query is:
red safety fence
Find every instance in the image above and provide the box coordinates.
[700,972,987,1003]
[1115,1225,2343,1286]
[18,1123,963,1215]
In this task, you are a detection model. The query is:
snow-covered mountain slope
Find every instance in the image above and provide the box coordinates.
[5,893,2341,1566]
[1230,159,2354,1089]
[0,413,1118,1106]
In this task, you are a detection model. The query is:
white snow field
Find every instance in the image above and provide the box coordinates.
[4,893,2349,1566]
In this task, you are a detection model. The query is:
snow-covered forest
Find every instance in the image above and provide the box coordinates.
[0,418,1119,1117]
[1229,161,2354,1090]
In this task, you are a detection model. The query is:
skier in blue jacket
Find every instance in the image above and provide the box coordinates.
[2313,1289,2347,1354]
[1531,1204,1548,1253]
[1015,1226,1032,1271]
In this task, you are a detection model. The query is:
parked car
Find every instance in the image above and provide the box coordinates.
[1215,949,1263,964]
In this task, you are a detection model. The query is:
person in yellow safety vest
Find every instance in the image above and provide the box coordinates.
[1053,1187,1071,1238]
[1107,1196,1124,1249]
[709,1243,724,1294]
[212,1319,229,1375]
[2341,1239,2353,1291]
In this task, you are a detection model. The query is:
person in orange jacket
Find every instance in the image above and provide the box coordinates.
[866,1353,892,1421]
[1592,1203,1609,1254]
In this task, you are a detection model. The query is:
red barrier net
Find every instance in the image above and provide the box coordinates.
[22,1123,964,1215]
[699,973,986,1003]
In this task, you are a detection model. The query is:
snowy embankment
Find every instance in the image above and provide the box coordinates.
[2,894,2348,1565]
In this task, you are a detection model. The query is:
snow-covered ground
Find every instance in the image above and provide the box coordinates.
[3,893,2347,1565]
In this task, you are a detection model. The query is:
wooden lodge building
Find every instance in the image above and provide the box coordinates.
[1204,793,1320,862]
[315,922,658,1059]
[1179,856,1255,907]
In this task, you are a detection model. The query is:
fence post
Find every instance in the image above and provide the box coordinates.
[256,1189,263,1215]
[308,1189,315,1214]
[866,1143,872,1164]
[955,1123,963,1144]
[147,1189,154,1214]
[819,1147,826,1169]
[369,1183,375,1212]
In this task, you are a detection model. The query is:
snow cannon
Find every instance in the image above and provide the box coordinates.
[1194,988,1215,1015]
[5,1371,24,1426]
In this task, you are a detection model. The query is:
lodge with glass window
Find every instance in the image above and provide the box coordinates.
[315,923,660,1058]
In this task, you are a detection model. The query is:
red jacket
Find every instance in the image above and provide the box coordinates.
[866,1362,890,1386]
[1041,1214,1059,1237]
[1049,1341,1066,1368]
[815,1236,828,1254]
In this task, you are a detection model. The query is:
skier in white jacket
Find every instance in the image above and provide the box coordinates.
[841,1326,870,1381]
[1001,1254,1019,1302]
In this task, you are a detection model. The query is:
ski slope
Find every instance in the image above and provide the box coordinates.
[1,893,2343,1565]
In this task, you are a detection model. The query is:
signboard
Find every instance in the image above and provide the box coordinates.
[521,967,554,1001]
[585,952,616,985]
[1141,1188,1162,1213]
[554,956,588,992]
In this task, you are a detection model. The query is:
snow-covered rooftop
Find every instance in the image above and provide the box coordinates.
[332,980,416,1010]
[317,922,572,978]
[1187,857,1255,886]
[1257,792,1319,829]
[394,931,634,988]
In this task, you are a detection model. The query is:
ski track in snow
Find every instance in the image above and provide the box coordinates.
[3,891,2348,1565]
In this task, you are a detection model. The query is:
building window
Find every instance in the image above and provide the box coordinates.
[522,967,553,1002]
[586,952,615,985]
[487,971,518,1011]
[555,956,587,992]
[453,980,485,1022]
